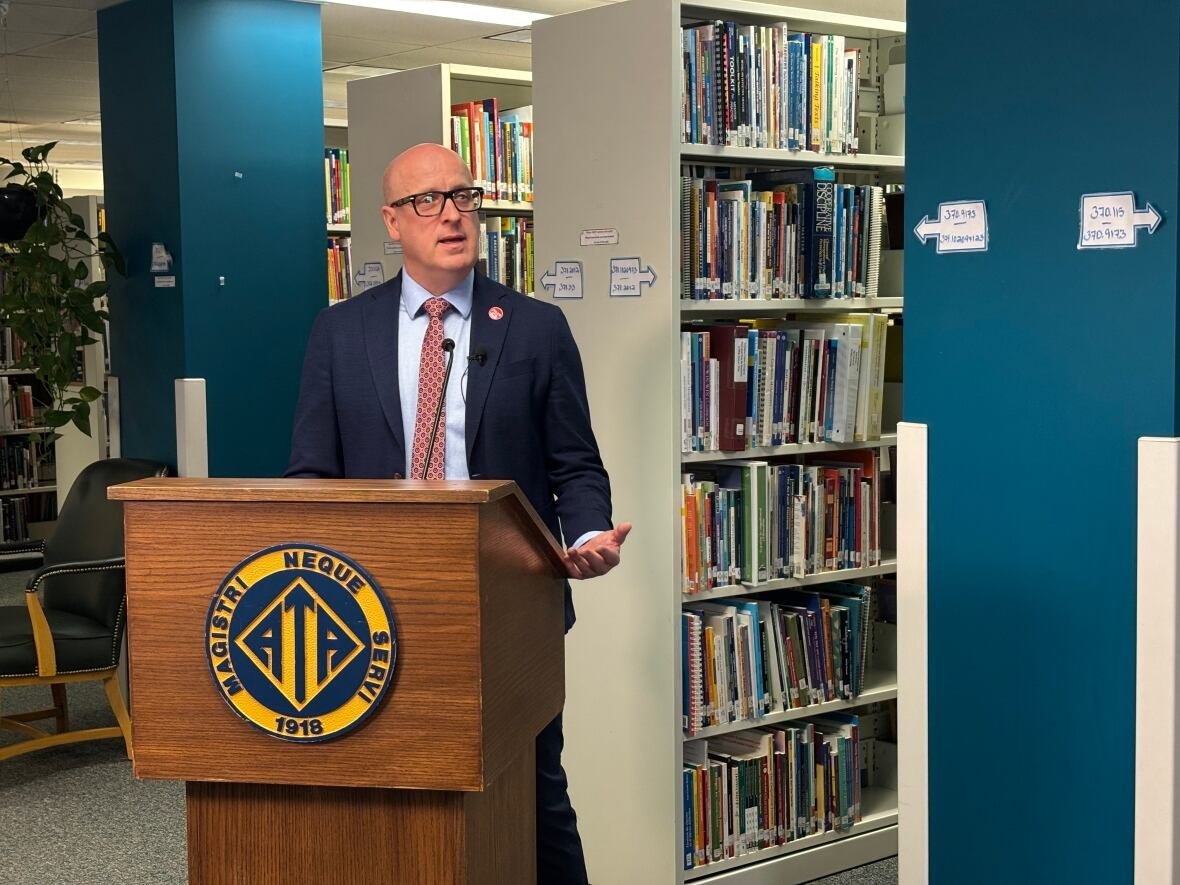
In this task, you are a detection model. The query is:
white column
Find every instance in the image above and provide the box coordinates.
[1136,437,1180,884]
[174,378,208,478]
[897,420,929,885]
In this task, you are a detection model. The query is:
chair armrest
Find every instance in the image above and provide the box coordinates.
[0,538,46,557]
[26,557,126,593]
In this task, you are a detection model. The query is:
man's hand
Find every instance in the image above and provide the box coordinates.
[564,523,632,580]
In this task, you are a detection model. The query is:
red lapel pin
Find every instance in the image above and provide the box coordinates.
[488,306,504,320]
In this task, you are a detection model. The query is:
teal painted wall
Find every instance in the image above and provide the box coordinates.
[96,0,185,468]
[99,0,325,475]
[905,2,1180,882]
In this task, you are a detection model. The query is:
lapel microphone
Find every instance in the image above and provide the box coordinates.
[468,346,488,366]
[422,338,456,479]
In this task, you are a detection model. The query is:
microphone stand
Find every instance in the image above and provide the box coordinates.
[421,338,456,479]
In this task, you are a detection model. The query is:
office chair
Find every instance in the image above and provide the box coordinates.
[0,457,169,761]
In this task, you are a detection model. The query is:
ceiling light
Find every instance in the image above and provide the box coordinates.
[485,28,532,43]
[324,64,400,78]
[315,0,546,28]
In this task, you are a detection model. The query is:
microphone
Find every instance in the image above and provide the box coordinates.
[422,338,456,479]
[468,346,487,366]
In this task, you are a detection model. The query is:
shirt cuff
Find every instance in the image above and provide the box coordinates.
[572,530,602,550]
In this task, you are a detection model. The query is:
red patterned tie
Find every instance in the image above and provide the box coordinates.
[411,297,452,480]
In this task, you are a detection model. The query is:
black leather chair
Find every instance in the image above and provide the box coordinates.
[0,457,169,761]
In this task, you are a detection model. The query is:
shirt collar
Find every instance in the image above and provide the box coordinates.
[401,269,474,320]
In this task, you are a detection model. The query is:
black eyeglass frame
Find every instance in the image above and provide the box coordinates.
[388,186,485,216]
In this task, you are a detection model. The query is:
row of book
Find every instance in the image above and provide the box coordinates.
[682,584,878,734]
[681,22,863,154]
[0,378,39,431]
[681,315,888,453]
[681,169,884,300]
[0,437,52,491]
[480,216,534,295]
[681,455,882,594]
[450,100,533,203]
[327,237,353,304]
[0,493,55,543]
[324,148,351,225]
[683,714,867,868]
[0,327,26,369]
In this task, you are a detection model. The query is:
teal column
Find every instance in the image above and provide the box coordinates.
[98,0,325,476]
[905,2,1179,883]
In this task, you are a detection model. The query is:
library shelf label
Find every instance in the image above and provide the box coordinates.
[1077,191,1162,250]
[579,227,619,246]
[608,257,656,298]
[540,261,584,299]
[913,200,989,253]
[355,262,385,293]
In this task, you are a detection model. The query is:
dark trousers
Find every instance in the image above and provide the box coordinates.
[536,712,589,885]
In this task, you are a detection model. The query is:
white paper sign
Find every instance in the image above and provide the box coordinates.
[353,261,385,293]
[384,241,403,255]
[154,275,176,288]
[150,242,173,273]
[1078,191,1162,249]
[913,200,989,253]
[580,228,619,246]
[540,261,584,299]
[608,257,656,297]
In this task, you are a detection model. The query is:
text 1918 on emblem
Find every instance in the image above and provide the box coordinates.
[204,543,396,742]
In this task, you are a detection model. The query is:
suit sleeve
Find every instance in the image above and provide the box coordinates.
[543,308,613,544]
[285,308,344,478]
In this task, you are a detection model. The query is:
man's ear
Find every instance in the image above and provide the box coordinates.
[381,206,402,243]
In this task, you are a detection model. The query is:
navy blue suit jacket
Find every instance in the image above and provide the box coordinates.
[285,271,613,629]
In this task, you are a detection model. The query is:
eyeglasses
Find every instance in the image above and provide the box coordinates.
[389,187,484,217]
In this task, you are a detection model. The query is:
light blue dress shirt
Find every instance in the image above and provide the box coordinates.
[397,270,601,551]
[398,269,473,480]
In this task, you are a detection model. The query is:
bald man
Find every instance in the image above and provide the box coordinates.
[287,144,630,883]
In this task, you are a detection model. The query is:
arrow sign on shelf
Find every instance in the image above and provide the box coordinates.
[1078,191,1164,249]
[609,257,657,297]
[540,261,584,299]
[912,200,989,254]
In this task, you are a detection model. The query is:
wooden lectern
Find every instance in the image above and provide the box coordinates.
[109,479,567,885]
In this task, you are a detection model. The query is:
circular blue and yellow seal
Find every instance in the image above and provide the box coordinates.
[205,543,396,743]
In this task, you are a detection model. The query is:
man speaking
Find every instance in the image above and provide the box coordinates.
[286,142,630,884]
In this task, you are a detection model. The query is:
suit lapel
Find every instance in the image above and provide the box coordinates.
[363,275,405,456]
[465,274,511,461]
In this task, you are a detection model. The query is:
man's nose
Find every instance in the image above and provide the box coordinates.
[440,195,464,221]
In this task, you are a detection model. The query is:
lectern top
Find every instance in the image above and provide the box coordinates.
[108,478,518,504]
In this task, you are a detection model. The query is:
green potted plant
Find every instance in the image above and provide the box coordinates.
[0,142,123,438]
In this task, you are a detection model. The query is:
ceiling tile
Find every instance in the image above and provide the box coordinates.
[438,37,532,59]
[13,33,98,62]
[1,4,95,35]
[323,34,420,64]
[3,76,97,100]
[3,54,97,81]
[366,47,531,72]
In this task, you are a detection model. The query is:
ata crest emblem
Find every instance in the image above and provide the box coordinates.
[205,543,396,742]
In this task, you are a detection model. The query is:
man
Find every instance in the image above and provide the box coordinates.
[286,142,631,883]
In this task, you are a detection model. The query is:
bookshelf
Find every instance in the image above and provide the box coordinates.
[346,64,535,295]
[533,0,904,882]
